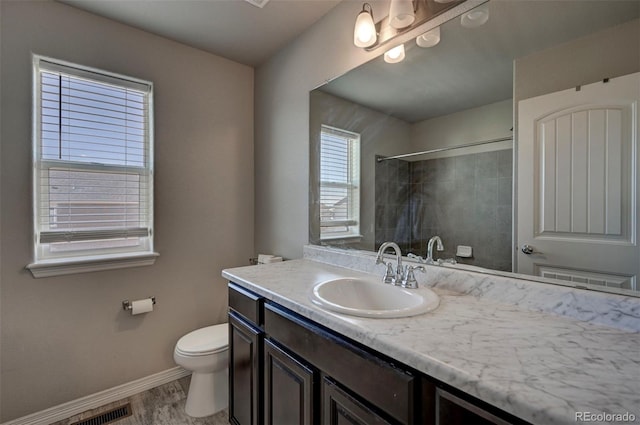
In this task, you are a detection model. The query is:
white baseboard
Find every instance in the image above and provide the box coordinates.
[2,366,191,425]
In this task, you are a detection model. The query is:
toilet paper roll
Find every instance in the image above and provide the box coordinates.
[130,298,154,315]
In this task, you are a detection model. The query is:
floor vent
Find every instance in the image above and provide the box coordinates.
[70,403,132,425]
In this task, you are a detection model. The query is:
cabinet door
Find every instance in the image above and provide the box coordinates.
[229,312,263,425]
[264,339,316,425]
[322,377,392,425]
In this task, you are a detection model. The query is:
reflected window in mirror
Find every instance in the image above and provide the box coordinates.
[320,125,361,240]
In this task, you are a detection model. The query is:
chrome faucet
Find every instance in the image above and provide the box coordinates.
[375,241,403,283]
[402,264,425,289]
[376,241,425,288]
[427,236,444,264]
[409,238,456,266]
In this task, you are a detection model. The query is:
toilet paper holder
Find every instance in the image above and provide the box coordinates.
[122,297,156,311]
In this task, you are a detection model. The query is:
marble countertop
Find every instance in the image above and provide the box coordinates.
[222,258,640,425]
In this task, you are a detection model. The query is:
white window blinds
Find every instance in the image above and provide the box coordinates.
[319,125,361,239]
[33,56,154,261]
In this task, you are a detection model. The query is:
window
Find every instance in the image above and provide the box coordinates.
[319,125,361,240]
[28,56,156,276]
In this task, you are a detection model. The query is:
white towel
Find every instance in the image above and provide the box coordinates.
[257,254,283,264]
[262,256,283,264]
[257,254,274,264]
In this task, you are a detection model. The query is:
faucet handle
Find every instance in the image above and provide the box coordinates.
[407,253,426,263]
[382,262,395,284]
[402,265,425,289]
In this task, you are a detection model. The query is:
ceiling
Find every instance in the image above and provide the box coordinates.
[58,0,341,66]
[319,0,640,123]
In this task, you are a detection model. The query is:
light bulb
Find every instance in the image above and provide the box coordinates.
[354,4,377,48]
[389,0,415,29]
[461,3,489,28]
[416,26,440,48]
[384,44,405,63]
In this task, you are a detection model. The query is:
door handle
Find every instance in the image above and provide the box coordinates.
[521,244,535,255]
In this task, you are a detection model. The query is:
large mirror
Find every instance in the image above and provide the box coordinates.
[309,0,640,294]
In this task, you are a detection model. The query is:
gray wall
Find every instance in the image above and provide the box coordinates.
[514,18,639,102]
[254,1,383,260]
[411,99,513,153]
[309,91,411,251]
[254,0,467,259]
[0,1,253,421]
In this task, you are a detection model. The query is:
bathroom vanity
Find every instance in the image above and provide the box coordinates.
[223,247,640,425]
[227,282,521,425]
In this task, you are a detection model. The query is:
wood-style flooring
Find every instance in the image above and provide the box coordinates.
[51,377,229,425]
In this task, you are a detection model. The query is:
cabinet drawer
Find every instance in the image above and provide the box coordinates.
[436,388,520,425]
[264,303,415,425]
[229,282,263,326]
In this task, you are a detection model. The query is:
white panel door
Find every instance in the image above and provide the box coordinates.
[517,72,640,292]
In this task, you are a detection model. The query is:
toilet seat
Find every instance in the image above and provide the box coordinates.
[176,324,228,357]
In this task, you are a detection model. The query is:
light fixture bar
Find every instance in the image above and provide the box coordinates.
[364,0,484,51]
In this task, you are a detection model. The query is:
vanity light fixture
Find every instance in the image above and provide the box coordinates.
[416,26,441,48]
[353,3,377,48]
[389,0,416,29]
[460,3,489,28]
[384,44,406,63]
[352,0,473,52]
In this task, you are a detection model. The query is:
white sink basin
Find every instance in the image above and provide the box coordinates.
[310,277,439,318]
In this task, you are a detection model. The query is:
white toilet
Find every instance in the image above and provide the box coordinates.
[173,323,229,417]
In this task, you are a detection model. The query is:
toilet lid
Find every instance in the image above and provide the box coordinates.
[176,324,228,356]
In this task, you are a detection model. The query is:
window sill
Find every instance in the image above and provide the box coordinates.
[320,234,364,242]
[26,252,160,278]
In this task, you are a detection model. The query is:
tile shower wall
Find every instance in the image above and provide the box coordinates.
[376,149,513,271]
[375,156,411,253]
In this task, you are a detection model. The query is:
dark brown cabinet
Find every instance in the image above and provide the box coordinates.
[228,282,527,425]
[263,302,417,425]
[264,339,316,425]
